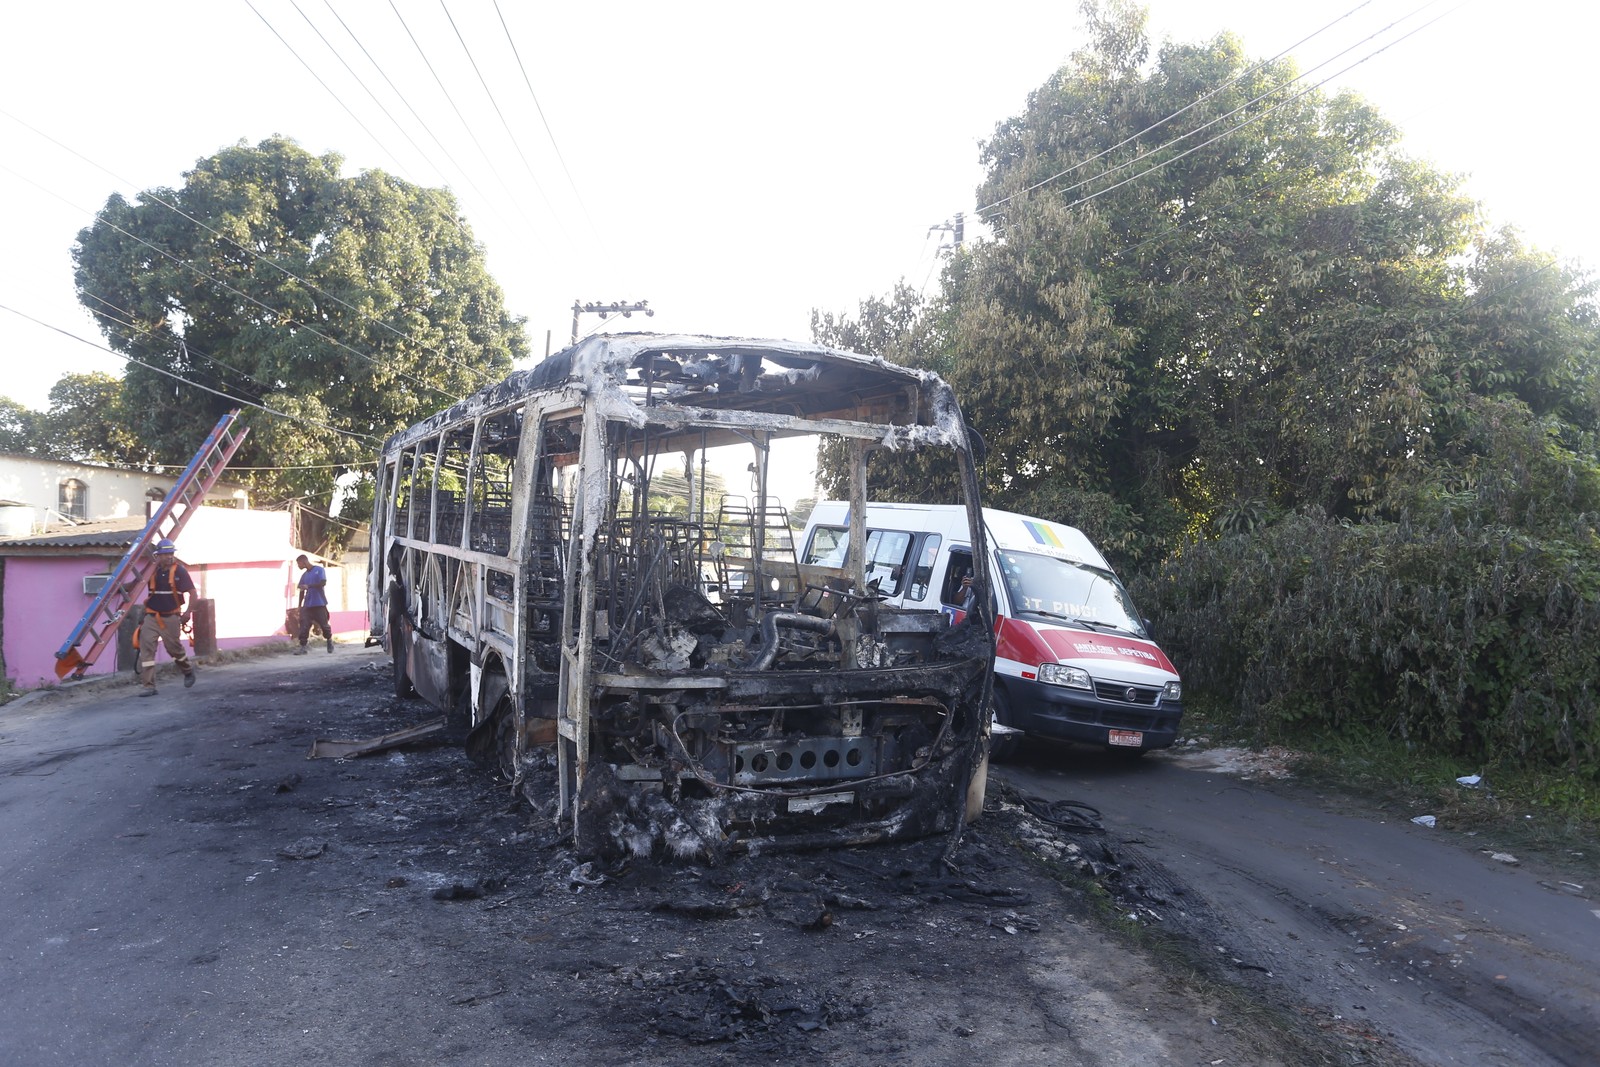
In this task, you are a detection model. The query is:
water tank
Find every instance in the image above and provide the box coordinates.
[0,502,36,539]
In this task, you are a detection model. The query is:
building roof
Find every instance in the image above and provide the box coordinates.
[0,450,251,495]
[0,517,146,552]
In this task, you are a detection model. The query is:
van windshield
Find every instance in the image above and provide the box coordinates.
[995,549,1147,637]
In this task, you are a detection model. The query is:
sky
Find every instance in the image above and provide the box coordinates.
[2,0,1595,438]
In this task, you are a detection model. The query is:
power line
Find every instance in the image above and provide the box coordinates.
[0,302,382,446]
[493,0,602,246]
[286,0,456,194]
[928,0,1388,289]
[76,290,273,406]
[317,0,527,252]
[200,461,361,471]
[1048,3,1463,219]
[978,0,1380,216]
[10,162,467,410]
[243,0,524,388]
[439,0,572,250]
[0,107,492,391]
[242,0,411,179]
[1029,1,1444,218]
[388,0,545,241]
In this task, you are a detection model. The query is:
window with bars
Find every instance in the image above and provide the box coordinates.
[59,478,88,521]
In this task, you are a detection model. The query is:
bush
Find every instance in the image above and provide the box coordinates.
[1132,508,1600,779]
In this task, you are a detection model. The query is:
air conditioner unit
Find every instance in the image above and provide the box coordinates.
[83,573,113,596]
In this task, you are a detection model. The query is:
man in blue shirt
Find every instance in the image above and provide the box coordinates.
[294,554,333,654]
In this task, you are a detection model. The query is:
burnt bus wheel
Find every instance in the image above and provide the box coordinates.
[390,629,414,699]
[988,685,1021,762]
[482,671,518,781]
[444,680,472,744]
[464,671,517,780]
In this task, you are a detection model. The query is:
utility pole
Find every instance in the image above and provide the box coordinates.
[572,300,654,344]
[928,212,964,253]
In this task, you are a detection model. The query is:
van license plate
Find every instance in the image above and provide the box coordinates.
[1108,730,1144,747]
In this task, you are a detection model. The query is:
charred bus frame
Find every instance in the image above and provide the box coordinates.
[368,334,995,860]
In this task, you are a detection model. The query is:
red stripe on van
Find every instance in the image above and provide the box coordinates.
[1037,628,1176,674]
[995,616,1056,667]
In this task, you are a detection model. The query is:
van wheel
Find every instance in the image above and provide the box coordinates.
[988,686,1021,762]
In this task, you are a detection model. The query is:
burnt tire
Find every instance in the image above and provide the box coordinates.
[465,671,518,781]
[390,630,415,699]
[443,680,472,744]
[988,685,1021,762]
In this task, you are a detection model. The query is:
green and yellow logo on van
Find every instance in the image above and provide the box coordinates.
[1023,520,1063,548]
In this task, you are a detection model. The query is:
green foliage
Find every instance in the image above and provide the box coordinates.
[1133,495,1600,779]
[0,397,41,454]
[813,3,1600,792]
[810,282,971,505]
[960,11,1495,540]
[42,372,150,466]
[0,377,149,465]
[72,136,528,544]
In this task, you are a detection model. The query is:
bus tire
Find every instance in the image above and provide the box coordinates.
[480,671,517,781]
[444,679,472,744]
[988,685,1021,762]
[391,630,415,699]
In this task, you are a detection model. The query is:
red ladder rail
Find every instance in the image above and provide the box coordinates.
[53,410,250,680]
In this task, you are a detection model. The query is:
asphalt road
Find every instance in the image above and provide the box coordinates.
[0,650,535,1067]
[1,650,1306,1067]
[996,745,1600,1067]
[8,647,1596,1067]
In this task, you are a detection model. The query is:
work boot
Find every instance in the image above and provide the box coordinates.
[293,646,308,656]
[139,688,157,698]
[184,670,196,688]
[326,636,335,653]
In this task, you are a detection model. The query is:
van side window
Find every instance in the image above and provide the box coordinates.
[940,548,975,608]
[801,526,915,597]
[908,534,941,601]
[864,529,913,596]
[803,526,848,567]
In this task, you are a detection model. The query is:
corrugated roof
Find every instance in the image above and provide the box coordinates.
[0,518,147,551]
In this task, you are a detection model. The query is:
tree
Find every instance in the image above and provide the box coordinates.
[820,1,1598,568]
[806,1,1600,781]
[0,397,40,455]
[73,137,528,546]
[900,0,1600,777]
[41,372,149,466]
[959,1,1490,548]
[811,282,974,507]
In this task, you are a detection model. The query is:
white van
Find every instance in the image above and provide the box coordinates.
[800,502,1183,755]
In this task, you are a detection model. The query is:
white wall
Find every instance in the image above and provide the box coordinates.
[0,453,248,530]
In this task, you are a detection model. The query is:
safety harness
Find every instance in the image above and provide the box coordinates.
[134,560,189,651]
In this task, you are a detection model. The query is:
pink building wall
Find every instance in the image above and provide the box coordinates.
[3,509,370,691]
[4,556,118,687]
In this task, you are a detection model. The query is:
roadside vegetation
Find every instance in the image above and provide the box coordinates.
[814,0,1600,823]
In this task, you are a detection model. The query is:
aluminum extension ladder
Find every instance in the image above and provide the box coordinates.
[53,409,250,679]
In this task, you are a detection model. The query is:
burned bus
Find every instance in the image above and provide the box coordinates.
[367,333,995,861]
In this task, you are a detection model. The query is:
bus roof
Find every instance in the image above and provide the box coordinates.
[381,332,956,454]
